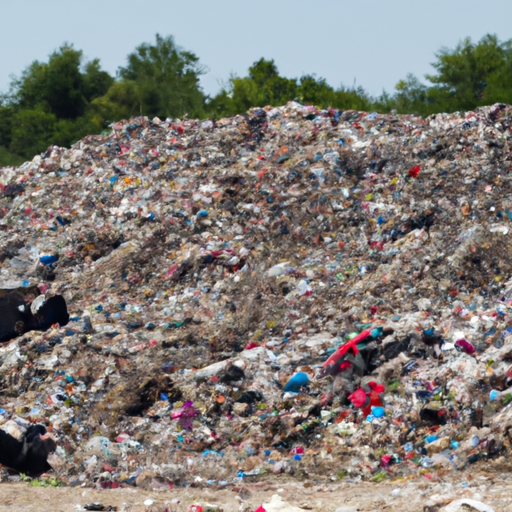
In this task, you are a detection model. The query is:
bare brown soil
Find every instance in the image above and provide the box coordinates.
[1,472,512,512]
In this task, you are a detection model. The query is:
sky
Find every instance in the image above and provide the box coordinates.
[1,0,512,99]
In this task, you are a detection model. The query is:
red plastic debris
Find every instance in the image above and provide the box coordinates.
[348,388,368,408]
[408,165,420,178]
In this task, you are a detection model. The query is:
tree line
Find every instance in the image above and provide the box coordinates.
[1,33,512,166]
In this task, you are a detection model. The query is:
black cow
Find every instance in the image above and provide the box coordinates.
[32,295,69,330]
[0,292,69,343]
[0,424,56,475]
[0,292,28,342]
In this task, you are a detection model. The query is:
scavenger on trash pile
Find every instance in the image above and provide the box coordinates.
[1,102,512,487]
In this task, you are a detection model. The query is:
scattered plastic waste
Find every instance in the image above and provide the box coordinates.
[0,102,512,490]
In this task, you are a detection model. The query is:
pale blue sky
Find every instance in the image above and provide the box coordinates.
[1,0,512,98]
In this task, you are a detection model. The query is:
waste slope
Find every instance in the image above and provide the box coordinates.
[0,102,511,485]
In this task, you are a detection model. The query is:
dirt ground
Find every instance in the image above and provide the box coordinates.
[1,472,512,512]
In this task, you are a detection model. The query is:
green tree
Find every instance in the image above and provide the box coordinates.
[382,33,512,116]
[12,44,112,119]
[89,81,141,125]
[1,44,113,161]
[206,59,374,118]
[0,94,24,164]
[205,59,298,117]
[204,86,236,119]
[216,59,298,115]
[331,86,373,111]
[0,102,14,149]
[245,58,298,106]
[374,74,431,115]
[0,146,25,167]
[298,75,334,106]
[117,34,206,118]
[82,59,115,104]
[9,109,57,157]
[39,45,86,118]
[298,75,373,111]
[427,34,512,111]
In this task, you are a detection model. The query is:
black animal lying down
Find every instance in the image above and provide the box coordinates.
[0,292,69,342]
[0,424,56,475]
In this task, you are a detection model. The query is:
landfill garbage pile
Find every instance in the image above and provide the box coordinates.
[1,101,512,488]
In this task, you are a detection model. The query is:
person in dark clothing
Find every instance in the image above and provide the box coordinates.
[0,424,56,475]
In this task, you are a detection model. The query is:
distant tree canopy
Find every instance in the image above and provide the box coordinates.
[207,58,372,118]
[0,35,207,163]
[0,44,113,160]
[378,34,512,116]
[12,45,113,119]
[1,32,512,167]
[92,34,206,123]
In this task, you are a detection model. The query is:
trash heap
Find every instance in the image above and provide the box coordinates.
[1,102,512,487]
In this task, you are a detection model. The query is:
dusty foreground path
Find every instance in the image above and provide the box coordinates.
[1,473,512,512]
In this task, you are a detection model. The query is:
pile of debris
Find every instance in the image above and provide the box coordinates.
[1,102,512,487]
